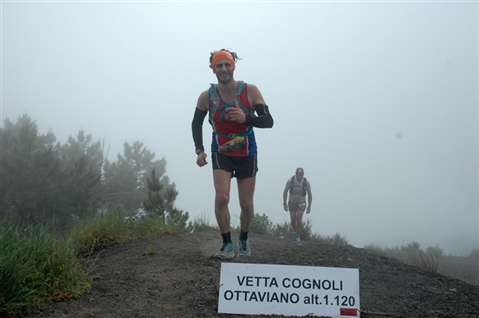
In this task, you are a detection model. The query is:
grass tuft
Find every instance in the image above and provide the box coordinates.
[0,223,90,317]
[0,208,178,317]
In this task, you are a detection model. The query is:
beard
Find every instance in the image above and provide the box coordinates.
[216,71,234,84]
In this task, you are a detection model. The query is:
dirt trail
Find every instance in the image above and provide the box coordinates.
[22,230,479,318]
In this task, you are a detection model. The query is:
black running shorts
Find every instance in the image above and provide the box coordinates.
[212,153,258,179]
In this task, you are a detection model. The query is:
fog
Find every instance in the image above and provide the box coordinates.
[2,1,477,255]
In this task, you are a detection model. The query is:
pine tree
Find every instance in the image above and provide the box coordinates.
[143,168,189,229]
[58,129,105,221]
[102,141,170,216]
[0,114,104,228]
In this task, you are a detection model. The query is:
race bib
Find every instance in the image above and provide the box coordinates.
[219,136,246,152]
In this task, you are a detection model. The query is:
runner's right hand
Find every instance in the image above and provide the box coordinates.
[196,152,208,167]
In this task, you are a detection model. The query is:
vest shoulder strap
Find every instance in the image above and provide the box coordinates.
[208,81,250,123]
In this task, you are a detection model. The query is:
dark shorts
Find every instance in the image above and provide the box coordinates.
[212,153,258,179]
[288,201,307,212]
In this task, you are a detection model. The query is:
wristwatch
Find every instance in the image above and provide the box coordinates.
[195,149,204,155]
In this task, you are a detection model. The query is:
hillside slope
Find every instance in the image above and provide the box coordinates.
[23,230,479,318]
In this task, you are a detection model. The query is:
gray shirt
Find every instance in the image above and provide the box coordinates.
[286,177,311,203]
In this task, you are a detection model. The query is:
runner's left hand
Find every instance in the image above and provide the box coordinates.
[226,102,246,123]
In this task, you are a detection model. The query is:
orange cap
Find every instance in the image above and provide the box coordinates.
[211,50,236,71]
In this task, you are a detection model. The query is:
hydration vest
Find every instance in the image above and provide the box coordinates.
[208,81,254,138]
[289,176,308,196]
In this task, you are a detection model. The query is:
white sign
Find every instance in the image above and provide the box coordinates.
[218,263,360,317]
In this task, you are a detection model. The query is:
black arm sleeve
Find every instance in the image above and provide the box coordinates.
[191,108,207,151]
[244,104,274,128]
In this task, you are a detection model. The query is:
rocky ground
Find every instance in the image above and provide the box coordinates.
[21,230,479,318]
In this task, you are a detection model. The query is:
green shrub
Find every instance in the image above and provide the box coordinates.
[188,213,218,232]
[460,273,479,286]
[134,215,170,236]
[270,221,291,239]
[250,213,273,235]
[323,232,349,246]
[71,207,136,257]
[363,243,383,253]
[0,204,187,317]
[426,245,444,258]
[402,241,440,273]
[71,206,181,257]
[300,219,313,240]
[267,218,314,241]
[0,222,90,317]
[469,248,479,258]
[365,241,440,273]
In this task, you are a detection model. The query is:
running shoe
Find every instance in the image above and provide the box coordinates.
[215,242,234,259]
[295,237,302,244]
[238,238,251,257]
